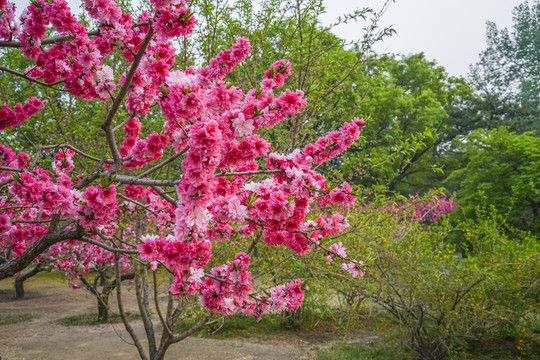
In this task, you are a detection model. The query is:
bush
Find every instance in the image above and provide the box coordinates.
[341,203,540,359]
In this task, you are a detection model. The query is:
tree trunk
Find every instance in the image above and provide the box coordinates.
[14,264,43,299]
[80,273,135,323]
[97,294,109,323]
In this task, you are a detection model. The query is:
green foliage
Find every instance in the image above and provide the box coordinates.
[445,127,540,233]
[335,202,540,359]
[337,54,473,194]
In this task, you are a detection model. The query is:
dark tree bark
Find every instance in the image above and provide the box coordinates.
[0,225,85,281]
[14,264,44,299]
[80,272,135,323]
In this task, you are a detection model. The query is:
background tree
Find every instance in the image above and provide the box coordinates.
[333,53,473,195]
[444,127,540,233]
[469,0,540,134]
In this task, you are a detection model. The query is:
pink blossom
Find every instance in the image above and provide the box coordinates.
[231,113,255,137]
[341,261,365,278]
[0,98,47,130]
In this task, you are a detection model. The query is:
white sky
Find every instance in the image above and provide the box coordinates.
[321,0,524,77]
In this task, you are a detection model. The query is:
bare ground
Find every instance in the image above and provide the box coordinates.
[0,273,354,360]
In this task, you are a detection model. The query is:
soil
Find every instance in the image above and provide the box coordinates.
[0,273,358,360]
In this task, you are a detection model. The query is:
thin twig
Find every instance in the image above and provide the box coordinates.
[118,194,159,216]
[12,218,68,224]
[153,271,175,338]
[80,236,138,254]
[216,169,282,177]
[41,144,104,162]
[0,22,150,48]
[0,205,35,212]
[150,186,177,206]
[0,65,66,90]
[136,146,189,179]
[0,166,23,173]
[115,253,148,360]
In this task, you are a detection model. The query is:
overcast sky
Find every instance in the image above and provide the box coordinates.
[321,0,524,77]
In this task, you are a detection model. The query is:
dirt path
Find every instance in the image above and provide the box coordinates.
[0,273,321,360]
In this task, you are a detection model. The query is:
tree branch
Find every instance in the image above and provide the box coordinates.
[80,236,138,254]
[0,225,85,280]
[115,253,148,360]
[0,22,150,48]
[0,65,65,90]
[102,27,154,171]
[136,146,189,179]
[0,166,23,173]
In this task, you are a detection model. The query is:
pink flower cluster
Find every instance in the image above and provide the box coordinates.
[175,118,222,238]
[303,117,366,164]
[83,0,122,25]
[123,132,170,169]
[137,234,213,295]
[0,143,29,180]
[49,238,132,288]
[160,83,206,125]
[198,252,253,315]
[197,37,251,85]
[317,181,356,208]
[253,279,305,320]
[9,168,80,218]
[327,242,347,262]
[0,204,48,257]
[261,59,291,91]
[304,213,351,242]
[78,185,119,229]
[122,36,177,115]
[211,195,248,224]
[12,0,141,99]
[123,184,148,199]
[153,1,196,41]
[413,195,457,223]
[51,149,75,176]
[340,261,365,278]
[138,234,211,271]
[380,193,457,224]
[0,98,47,130]
[0,0,19,40]
[94,65,116,100]
[143,189,176,230]
[206,81,244,114]
[119,117,141,157]
[325,242,365,278]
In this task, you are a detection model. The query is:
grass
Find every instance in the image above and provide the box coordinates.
[58,311,141,326]
[201,312,284,339]
[0,313,34,325]
[193,303,347,339]
[317,340,415,360]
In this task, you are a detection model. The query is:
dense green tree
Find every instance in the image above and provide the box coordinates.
[337,53,474,194]
[444,127,540,233]
[469,0,540,134]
